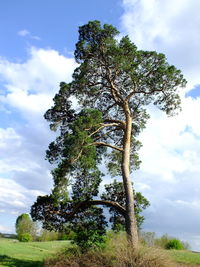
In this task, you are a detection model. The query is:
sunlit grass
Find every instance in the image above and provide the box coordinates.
[168,250,200,265]
[0,238,71,267]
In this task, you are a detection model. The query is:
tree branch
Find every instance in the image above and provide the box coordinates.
[135,88,164,95]
[65,200,126,220]
[106,67,124,106]
[90,141,123,152]
[125,82,138,101]
[104,119,126,129]
[70,149,83,164]
[88,123,123,137]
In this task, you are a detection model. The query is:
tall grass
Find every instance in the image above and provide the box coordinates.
[44,232,175,267]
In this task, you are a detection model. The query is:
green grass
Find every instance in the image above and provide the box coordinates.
[0,238,71,267]
[1,237,200,267]
[168,250,200,265]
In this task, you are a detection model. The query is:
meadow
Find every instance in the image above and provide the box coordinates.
[0,238,70,267]
[1,237,200,266]
[169,250,200,266]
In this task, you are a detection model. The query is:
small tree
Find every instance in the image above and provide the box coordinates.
[31,21,186,247]
[15,213,37,242]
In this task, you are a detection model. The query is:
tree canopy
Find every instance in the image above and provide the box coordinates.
[15,213,37,242]
[31,21,186,248]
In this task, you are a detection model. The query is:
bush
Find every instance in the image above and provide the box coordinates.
[18,233,33,242]
[165,239,184,250]
[44,232,175,267]
[71,207,107,252]
[59,230,76,240]
[154,234,188,250]
[73,229,106,252]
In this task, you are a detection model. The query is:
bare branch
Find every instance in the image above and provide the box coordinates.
[94,128,120,142]
[88,121,125,138]
[104,119,126,129]
[65,200,126,220]
[70,149,83,164]
[106,67,124,105]
[135,88,164,95]
[90,141,123,152]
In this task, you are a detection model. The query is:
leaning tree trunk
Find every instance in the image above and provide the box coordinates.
[122,105,138,248]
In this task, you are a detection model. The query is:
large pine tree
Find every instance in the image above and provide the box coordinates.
[31,21,186,247]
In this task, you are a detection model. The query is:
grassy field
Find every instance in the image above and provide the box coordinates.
[168,250,200,266]
[0,238,71,267]
[1,237,200,266]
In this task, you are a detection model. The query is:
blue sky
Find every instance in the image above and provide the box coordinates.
[0,0,122,60]
[1,0,200,251]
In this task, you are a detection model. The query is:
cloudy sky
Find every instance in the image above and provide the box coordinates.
[1,0,200,250]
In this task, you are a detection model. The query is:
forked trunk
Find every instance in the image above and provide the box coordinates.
[122,109,138,248]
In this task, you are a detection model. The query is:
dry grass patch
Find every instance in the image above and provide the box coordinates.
[106,232,175,267]
[44,233,176,267]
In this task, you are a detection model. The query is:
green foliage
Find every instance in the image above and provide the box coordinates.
[16,213,30,226]
[71,207,107,251]
[60,230,76,240]
[19,233,33,242]
[39,230,59,242]
[142,233,189,251]
[101,180,150,231]
[15,213,37,242]
[165,239,184,250]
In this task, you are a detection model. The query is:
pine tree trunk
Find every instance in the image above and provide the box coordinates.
[122,107,138,248]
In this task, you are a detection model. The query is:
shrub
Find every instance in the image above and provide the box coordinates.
[73,229,106,252]
[165,239,184,250]
[44,232,175,267]
[71,207,107,252]
[106,232,175,267]
[19,233,33,242]
[59,230,76,240]
[154,234,188,250]
[44,250,113,267]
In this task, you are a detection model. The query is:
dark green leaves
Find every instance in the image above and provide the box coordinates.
[101,180,150,230]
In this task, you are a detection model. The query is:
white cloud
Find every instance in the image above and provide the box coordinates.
[18,29,40,40]
[0,177,43,212]
[0,47,77,229]
[18,29,30,37]
[121,0,200,87]
[0,47,77,116]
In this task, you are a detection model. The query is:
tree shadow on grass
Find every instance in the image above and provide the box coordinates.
[0,255,43,267]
